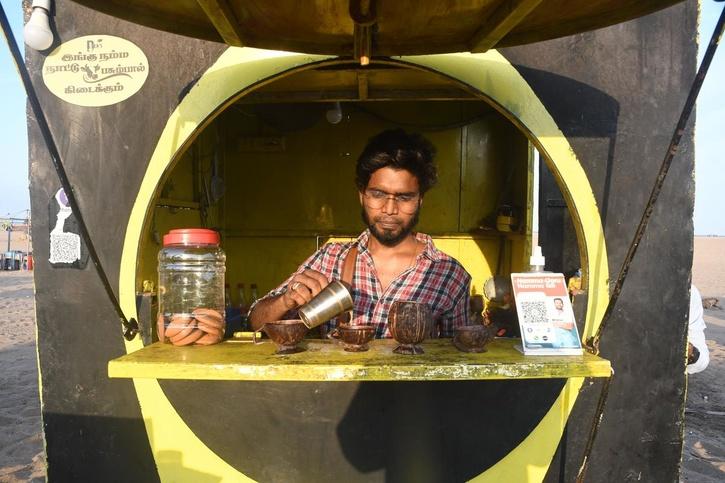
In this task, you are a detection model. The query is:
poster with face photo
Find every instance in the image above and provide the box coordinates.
[511,272,583,355]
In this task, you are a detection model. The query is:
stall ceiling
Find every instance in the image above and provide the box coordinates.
[69,0,684,55]
[238,65,479,103]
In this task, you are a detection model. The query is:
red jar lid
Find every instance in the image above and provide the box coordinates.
[163,228,220,246]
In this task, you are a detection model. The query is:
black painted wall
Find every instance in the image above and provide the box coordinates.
[26,0,696,481]
[26,0,224,480]
[504,2,696,481]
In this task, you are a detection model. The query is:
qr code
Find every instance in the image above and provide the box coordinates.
[520,300,548,324]
[49,232,81,264]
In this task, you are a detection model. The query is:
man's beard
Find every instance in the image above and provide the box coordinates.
[362,207,420,247]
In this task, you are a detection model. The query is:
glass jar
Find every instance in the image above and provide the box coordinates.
[157,229,226,346]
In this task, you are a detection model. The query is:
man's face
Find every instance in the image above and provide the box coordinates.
[360,167,422,247]
[554,299,564,310]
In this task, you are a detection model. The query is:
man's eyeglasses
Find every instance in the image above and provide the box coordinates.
[363,189,420,214]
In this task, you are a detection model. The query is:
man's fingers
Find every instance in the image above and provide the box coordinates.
[285,270,329,309]
[288,278,315,303]
[281,291,298,310]
[288,290,309,307]
[305,270,330,289]
[282,287,307,310]
[296,272,325,297]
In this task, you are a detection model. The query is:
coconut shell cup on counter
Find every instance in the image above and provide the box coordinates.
[388,300,432,355]
[254,319,309,354]
[158,308,225,346]
[453,324,496,353]
[335,324,376,352]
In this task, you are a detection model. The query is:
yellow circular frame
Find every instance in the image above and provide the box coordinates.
[119,48,609,482]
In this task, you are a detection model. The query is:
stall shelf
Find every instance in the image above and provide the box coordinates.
[108,337,611,382]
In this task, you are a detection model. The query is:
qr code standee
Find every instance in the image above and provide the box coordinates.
[520,300,548,324]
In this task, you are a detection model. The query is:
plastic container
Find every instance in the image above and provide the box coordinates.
[157,228,226,345]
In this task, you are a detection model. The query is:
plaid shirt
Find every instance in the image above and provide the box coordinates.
[257,230,471,338]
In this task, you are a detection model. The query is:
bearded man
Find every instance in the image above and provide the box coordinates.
[249,129,471,338]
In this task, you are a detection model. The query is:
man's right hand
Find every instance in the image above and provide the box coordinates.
[281,269,330,310]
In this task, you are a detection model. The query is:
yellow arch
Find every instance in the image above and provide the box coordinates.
[119,47,609,482]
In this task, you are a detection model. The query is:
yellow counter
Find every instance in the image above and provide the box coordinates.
[108,337,611,382]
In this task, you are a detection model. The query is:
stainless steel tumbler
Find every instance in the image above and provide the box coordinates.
[297,280,353,329]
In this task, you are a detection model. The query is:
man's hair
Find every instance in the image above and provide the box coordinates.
[355,129,438,194]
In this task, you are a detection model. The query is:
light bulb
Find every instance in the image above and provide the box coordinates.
[24,0,54,51]
[325,102,343,124]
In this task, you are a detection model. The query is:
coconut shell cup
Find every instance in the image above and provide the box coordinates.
[256,319,309,354]
[453,324,496,353]
[336,324,376,352]
[388,301,432,355]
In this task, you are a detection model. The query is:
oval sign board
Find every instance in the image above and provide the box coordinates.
[42,35,149,107]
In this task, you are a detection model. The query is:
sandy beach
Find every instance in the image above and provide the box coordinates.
[0,271,44,483]
[681,237,725,482]
[0,237,723,481]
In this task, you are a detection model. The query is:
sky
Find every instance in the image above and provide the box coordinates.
[0,1,28,221]
[694,0,724,236]
[0,1,723,234]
